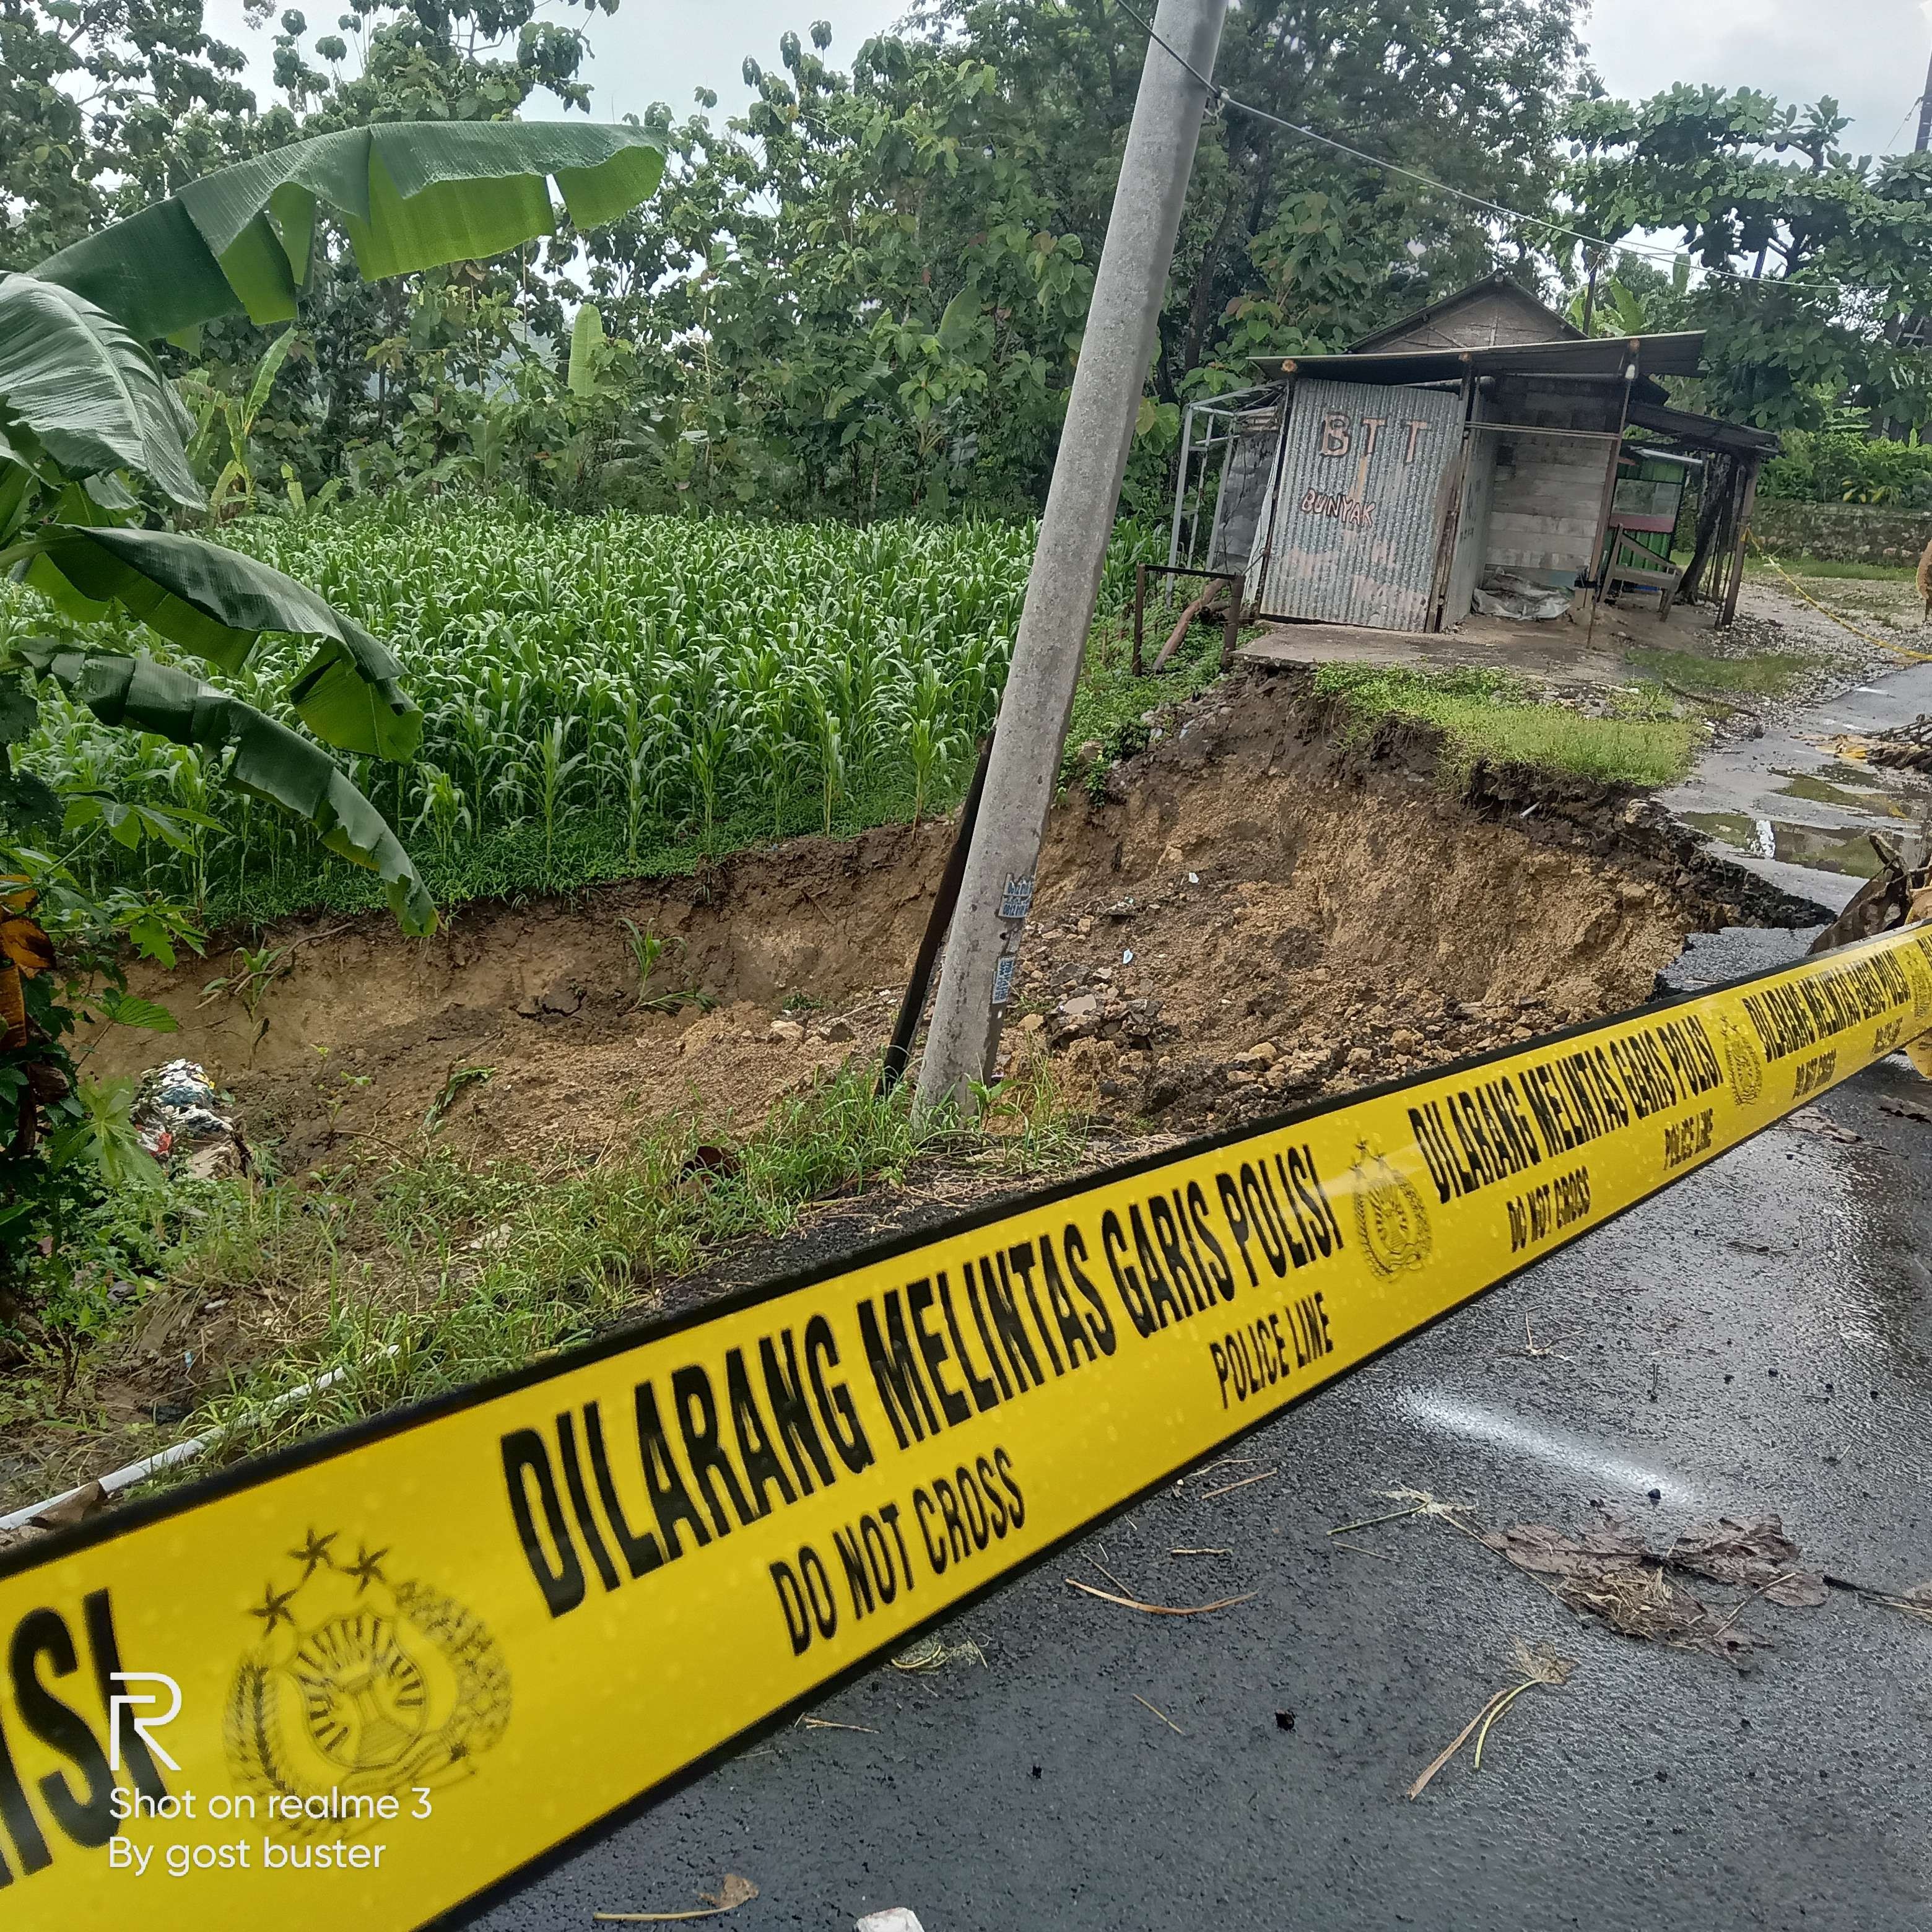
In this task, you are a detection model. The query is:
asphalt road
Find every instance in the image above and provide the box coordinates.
[474,959,1932,1931]
[1659,652,1932,914]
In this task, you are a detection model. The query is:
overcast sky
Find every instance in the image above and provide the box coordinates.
[206,0,1932,162]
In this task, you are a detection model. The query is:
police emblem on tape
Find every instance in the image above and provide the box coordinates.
[1716,1012,1764,1106]
[1903,943,1932,1020]
[226,1529,511,1833]
[1349,1137,1432,1277]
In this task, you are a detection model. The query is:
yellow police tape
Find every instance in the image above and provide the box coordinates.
[3,923,1930,1929]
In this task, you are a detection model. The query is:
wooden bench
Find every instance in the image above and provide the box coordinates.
[1604,557,1682,620]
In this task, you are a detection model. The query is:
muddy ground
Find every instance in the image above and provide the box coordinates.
[94,672,1816,1177]
[20,670,1824,1515]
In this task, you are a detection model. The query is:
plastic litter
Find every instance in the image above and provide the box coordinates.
[133,1060,248,1179]
[855,1913,926,1932]
[1473,568,1572,622]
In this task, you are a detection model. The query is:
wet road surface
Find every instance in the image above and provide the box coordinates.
[476,936,1932,1932]
[1661,658,1932,913]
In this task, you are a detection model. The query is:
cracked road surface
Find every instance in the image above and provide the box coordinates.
[1661,653,1932,915]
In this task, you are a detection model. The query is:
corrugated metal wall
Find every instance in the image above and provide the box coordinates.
[1258,379,1464,630]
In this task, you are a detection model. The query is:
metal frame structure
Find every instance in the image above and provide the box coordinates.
[1165,383,1279,571]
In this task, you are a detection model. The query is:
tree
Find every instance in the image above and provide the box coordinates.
[1562,85,1932,428]
[5,0,1601,515]
[0,0,256,268]
[25,0,1729,515]
[906,0,1587,397]
[1,116,663,1276]
[555,3,1585,520]
[65,0,637,494]
[568,31,1100,518]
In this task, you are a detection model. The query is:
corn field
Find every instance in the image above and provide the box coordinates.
[24,500,1160,923]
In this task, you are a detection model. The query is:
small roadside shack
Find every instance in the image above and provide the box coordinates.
[1165,276,1780,639]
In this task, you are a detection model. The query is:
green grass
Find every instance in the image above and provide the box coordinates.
[1624,646,1812,698]
[1671,547,1916,585]
[4,1055,1087,1507]
[1313,663,1698,788]
[1059,607,1248,792]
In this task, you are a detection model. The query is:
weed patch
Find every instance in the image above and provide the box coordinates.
[1624,647,1812,698]
[1,1055,1090,1508]
[1747,556,1917,583]
[1314,663,1697,788]
[1060,610,1257,790]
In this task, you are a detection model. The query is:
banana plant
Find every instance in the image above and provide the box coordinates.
[0,119,664,1242]
[189,327,305,522]
[0,274,434,932]
[2,119,666,932]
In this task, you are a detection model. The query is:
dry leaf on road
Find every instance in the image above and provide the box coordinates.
[1479,1521,1728,1651]
[1669,1516,1828,1608]
[594,1874,759,1923]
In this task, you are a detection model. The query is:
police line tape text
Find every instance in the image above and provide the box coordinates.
[1505,1165,1592,1255]
[768,1447,1027,1654]
[498,1147,1348,1622]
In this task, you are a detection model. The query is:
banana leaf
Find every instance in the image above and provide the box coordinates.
[0,277,202,510]
[27,526,420,761]
[568,303,606,399]
[19,640,434,934]
[32,123,666,343]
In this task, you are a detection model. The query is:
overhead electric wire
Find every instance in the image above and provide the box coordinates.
[1881,94,1921,157]
[1110,0,1903,304]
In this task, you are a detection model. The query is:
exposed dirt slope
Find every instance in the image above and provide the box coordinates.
[94,672,1792,1168]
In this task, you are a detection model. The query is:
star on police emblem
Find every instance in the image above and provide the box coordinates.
[226,1527,511,1835]
[1349,1136,1432,1279]
[1715,1012,1764,1107]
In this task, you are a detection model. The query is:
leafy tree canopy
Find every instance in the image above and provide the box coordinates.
[554,0,1588,517]
[1562,84,1932,427]
[20,0,1932,495]
[0,0,256,266]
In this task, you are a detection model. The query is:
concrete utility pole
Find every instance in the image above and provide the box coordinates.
[914,0,1227,1115]
[1918,44,1932,152]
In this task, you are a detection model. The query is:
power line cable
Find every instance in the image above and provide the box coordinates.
[1881,94,1920,157]
[1109,0,1907,305]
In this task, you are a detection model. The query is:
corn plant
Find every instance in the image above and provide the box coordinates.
[803,681,845,837]
[536,717,585,869]
[22,499,1164,913]
[906,663,966,825]
[409,764,473,863]
[617,920,681,1011]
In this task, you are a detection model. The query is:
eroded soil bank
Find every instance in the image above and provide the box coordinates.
[95,670,1808,1170]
